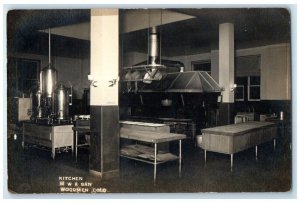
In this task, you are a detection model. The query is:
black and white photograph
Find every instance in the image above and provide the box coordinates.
[4,6,295,196]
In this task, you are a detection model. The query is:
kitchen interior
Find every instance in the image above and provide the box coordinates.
[6,8,292,193]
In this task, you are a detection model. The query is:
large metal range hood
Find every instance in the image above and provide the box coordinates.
[139,71,222,93]
[121,24,221,94]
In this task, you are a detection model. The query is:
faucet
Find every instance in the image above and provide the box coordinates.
[252,106,255,113]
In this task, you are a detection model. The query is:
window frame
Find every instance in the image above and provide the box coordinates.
[235,84,245,101]
[8,57,40,97]
[247,76,261,101]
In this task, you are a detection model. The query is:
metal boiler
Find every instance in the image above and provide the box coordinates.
[41,65,57,117]
[30,27,72,123]
[31,64,71,123]
[54,84,69,120]
[40,65,57,98]
[32,88,42,119]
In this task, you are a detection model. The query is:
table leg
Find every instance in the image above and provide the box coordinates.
[71,135,74,156]
[51,132,55,160]
[191,123,196,147]
[154,143,157,185]
[255,145,258,160]
[230,154,233,172]
[179,140,182,177]
[75,131,78,161]
[52,147,55,160]
[22,127,25,148]
[204,150,207,166]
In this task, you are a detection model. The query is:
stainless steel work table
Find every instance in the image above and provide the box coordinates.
[201,121,277,171]
[72,126,90,161]
[120,127,186,184]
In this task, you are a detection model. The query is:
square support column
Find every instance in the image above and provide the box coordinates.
[218,23,235,125]
[89,9,119,178]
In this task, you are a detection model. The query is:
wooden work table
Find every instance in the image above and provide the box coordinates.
[202,121,276,136]
[200,121,277,171]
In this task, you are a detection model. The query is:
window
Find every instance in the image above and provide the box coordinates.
[235,76,260,101]
[235,85,245,101]
[235,77,247,101]
[234,55,261,102]
[192,60,211,75]
[248,76,260,101]
[7,58,40,97]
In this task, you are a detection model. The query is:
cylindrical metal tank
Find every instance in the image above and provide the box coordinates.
[35,89,42,118]
[54,84,69,120]
[31,85,42,119]
[41,65,57,98]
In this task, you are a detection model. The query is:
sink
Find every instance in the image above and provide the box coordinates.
[235,112,255,124]
[236,112,255,121]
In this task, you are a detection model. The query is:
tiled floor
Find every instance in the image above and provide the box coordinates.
[6,134,292,194]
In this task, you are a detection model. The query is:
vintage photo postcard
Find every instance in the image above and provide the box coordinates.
[5,7,293,195]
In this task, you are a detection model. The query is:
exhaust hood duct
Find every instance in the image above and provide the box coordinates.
[149,26,159,65]
[121,25,184,84]
[139,71,222,93]
[143,26,164,84]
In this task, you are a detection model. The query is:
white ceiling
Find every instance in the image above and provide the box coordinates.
[39,9,195,40]
[121,9,195,33]
[40,22,90,40]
